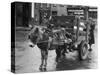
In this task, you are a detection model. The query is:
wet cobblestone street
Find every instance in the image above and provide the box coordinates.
[14,29,97,73]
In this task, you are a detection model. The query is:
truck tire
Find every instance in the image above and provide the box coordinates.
[78,40,89,60]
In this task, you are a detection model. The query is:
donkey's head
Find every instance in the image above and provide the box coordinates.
[28,27,41,47]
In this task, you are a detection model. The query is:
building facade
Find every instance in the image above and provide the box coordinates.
[15,2,31,27]
[33,3,69,25]
[15,2,97,27]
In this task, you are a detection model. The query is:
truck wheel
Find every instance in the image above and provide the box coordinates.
[79,41,89,60]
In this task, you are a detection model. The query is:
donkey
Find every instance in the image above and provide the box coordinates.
[28,26,67,71]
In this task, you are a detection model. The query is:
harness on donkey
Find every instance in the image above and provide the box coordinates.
[28,25,70,71]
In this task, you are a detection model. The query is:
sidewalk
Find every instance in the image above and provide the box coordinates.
[16,27,31,31]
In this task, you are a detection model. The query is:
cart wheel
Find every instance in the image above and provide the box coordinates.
[79,41,89,60]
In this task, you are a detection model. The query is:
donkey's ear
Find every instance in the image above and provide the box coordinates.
[34,27,39,34]
[36,27,39,31]
[28,35,30,39]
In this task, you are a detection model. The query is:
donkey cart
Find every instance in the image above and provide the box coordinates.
[50,15,91,60]
[28,15,92,70]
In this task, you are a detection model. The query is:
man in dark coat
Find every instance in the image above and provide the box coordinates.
[88,18,95,51]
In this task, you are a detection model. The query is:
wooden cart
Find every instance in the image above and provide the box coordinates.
[50,15,91,60]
